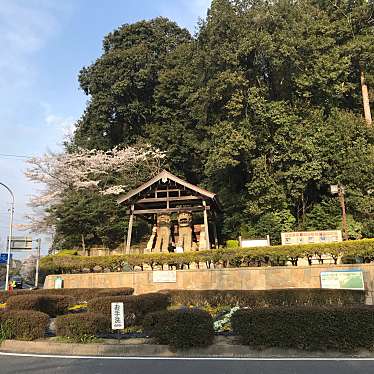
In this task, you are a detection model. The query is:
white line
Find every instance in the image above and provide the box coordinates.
[1,352,374,361]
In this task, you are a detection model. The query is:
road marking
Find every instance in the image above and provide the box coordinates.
[1,352,374,361]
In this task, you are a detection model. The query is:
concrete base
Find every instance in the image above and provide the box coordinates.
[1,337,374,358]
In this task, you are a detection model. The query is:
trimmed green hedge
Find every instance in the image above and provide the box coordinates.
[232,305,374,352]
[163,289,365,308]
[0,287,134,303]
[88,293,170,325]
[40,239,374,274]
[0,310,49,341]
[7,294,74,317]
[143,308,214,349]
[55,312,110,342]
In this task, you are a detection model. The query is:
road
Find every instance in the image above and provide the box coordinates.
[1,354,374,374]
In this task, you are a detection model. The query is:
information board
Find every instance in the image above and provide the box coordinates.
[111,302,124,330]
[152,270,177,283]
[320,269,364,290]
[281,230,342,245]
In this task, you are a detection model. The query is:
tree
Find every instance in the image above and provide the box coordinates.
[65,2,374,242]
[25,145,165,249]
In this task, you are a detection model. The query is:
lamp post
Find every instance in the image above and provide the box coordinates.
[0,182,15,290]
[330,184,348,241]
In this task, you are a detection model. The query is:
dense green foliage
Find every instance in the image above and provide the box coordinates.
[232,305,374,352]
[0,310,49,341]
[6,294,75,317]
[143,308,214,349]
[164,289,365,308]
[67,0,374,244]
[0,287,134,304]
[87,293,170,325]
[40,239,374,274]
[55,313,110,342]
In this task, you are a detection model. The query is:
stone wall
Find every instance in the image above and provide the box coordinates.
[44,263,374,302]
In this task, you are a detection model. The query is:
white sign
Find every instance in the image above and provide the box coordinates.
[281,230,342,245]
[241,239,269,248]
[152,270,177,283]
[54,277,63,289]
[111,302,124,330]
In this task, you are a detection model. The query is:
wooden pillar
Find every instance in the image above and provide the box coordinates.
[203,200,210,250]
[126,204,134,254]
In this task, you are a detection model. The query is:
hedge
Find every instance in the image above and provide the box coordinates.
[55,312,110,341]
[0,310,49,340]
[143,308,214,349]
[0,287,134,304]
[163,289,365,308]
[88,293,170,325]
[232,305,374,352]
[7,294,75,317]
[40,239,374,274]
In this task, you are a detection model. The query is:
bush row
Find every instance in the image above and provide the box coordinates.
[0,310,49,341]
[40,239,374,274]
[162,289,365,308]
[232,305,374,352]
[143,308,214,349]
[88,293,170,325]
[0,287,134,303]
[6,295,75,317]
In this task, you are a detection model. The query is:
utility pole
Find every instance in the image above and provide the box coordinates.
[0,182,15,290]
[35,238,41,288]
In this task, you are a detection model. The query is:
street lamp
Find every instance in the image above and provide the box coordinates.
[0,182,14,290]
[330,184,348,241]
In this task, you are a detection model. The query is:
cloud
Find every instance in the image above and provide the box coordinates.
[45,114,76,138]
[0,1,71,91]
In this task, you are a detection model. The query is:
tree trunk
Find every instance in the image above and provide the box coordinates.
[361,68,372,127]
[81,234,86,255]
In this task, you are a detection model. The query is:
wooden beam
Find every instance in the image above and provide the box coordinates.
[203,200,210,250]
[133,206,210,215]
[125,204,134,254]
[137,196,201,204]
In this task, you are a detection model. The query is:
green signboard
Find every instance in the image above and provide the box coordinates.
[320,269,364,290]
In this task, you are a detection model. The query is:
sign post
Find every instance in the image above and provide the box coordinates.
[111,302,124,341]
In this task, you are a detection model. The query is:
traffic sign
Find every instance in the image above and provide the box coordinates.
[8,236,33,251]
[0,253,12,264]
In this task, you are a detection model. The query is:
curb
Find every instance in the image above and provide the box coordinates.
[1,339,374,358]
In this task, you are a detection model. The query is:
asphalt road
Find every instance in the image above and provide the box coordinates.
[1,355,374,374]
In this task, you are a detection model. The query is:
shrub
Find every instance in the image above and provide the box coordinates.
[163,289,365,308]
[0,310,49,340]
[7,294,75,317]
[143,308,214,349]
[0,287,134,304]
[88,293,170,325]
[39,239,374,274]
[55,312,110,342]
[232,305,374,352]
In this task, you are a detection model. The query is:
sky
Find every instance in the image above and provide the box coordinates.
[0,0,211,256]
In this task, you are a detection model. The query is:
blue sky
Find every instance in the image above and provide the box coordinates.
[0,0,211,254]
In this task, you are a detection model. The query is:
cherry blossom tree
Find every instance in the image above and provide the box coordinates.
[24,145,166,238]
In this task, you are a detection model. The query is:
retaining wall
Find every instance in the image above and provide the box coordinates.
[44,263,374,302]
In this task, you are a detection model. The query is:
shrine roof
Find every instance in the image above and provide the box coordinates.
[117,169,221,210]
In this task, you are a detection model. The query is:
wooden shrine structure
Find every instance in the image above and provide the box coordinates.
[117,170,221,253]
